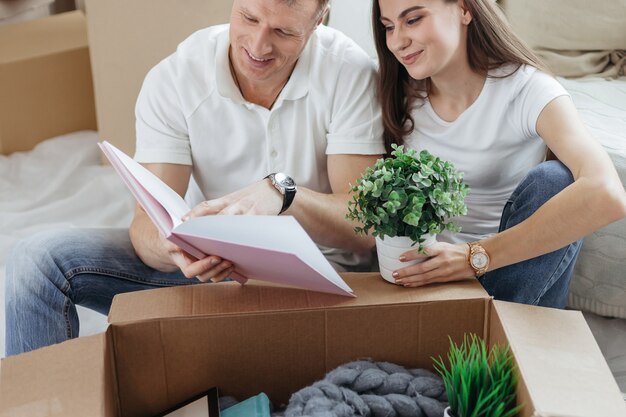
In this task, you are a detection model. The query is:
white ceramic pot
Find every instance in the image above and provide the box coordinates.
[375,234,437,283]
[443,406,453,417]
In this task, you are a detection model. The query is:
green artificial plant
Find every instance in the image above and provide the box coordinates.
[346,144,469,249]
[433,333,523,417]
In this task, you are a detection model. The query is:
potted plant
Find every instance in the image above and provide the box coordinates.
[346,144,469,283]
[432,333,523,417]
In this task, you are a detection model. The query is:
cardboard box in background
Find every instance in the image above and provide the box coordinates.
[0,10,96,154]
[1,274,625,417]
[85,0,233,158]
[0,0,54,27]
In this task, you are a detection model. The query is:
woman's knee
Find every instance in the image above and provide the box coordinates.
[507,161,574,219]
[522,161,574,199]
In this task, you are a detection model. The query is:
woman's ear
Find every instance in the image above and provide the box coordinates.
[459,1,472,25]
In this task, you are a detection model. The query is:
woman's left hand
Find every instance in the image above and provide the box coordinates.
[393,242,476,287]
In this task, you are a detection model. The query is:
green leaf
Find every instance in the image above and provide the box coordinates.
[345,147,469,243]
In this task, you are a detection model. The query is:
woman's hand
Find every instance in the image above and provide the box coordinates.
[393,242,476,287]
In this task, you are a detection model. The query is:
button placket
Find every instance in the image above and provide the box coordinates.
[266,112,280,170]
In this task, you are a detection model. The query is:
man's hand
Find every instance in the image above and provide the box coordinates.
[142,228,234,283]
[129,163,237,282]
[184,179,283,218]
[166,239,234,283]
[175,178,281,281]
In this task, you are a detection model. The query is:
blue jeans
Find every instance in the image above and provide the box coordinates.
[5,228,200,356]
[479,160,583,309]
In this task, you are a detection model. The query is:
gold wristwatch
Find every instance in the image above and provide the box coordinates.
[467,241,490,277]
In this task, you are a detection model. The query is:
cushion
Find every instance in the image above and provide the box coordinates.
[558,77,626,318]
[499,0,626,77]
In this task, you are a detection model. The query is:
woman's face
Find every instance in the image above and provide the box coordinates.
[378,0,471,81]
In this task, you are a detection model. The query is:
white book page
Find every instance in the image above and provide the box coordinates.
[101,141,190,227]
[176,215,353,293]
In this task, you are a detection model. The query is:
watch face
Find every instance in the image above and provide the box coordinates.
[275,173,295,189]
[471,253,489,269]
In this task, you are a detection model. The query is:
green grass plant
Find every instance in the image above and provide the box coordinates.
[432,333,523,417]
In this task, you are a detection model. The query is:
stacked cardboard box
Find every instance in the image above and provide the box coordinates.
[85,0,233,157]
[0,10,96,154]
[1,274,625,417]
[0,0,53,27]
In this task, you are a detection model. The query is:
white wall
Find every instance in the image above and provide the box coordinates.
[328,0,376,58]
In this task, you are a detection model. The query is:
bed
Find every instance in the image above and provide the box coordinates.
[0,131,134,358]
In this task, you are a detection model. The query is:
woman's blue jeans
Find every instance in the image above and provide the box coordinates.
[4,161,582,356]
[479,160,582,308]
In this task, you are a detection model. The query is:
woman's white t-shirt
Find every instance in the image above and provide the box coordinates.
[404,65,568,243]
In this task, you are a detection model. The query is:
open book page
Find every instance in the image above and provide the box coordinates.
[175,216,354,295]
[99,141,354,297]
[99,141,211,262]
[99,141,190,232]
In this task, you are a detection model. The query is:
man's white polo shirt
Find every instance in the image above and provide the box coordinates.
[134,24,384,201]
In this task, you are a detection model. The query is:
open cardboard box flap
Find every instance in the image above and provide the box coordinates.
[0,331,117,417]
[1,273,625,417]
[490,300,626,416]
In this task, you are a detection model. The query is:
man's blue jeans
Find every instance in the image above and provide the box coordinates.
[5,228,198,356]
[4,161,581,356]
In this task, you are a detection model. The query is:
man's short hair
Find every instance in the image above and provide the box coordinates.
[282,0,330,20]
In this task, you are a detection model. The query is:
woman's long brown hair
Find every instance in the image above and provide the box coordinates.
[372,0,549,153]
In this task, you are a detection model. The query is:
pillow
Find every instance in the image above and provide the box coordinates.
[558,77,626,318]
[499,0,626,77]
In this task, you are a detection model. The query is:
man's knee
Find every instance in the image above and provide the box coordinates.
[6,230,71,297]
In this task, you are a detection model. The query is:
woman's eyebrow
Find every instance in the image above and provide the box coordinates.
[381,5,425,22]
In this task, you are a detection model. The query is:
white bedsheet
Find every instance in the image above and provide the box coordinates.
[0,131,134,357]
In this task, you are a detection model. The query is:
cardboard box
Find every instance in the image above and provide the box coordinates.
[1,274,625,417]
[0,0,53,26]
[0,10,97,154]
[85,0,233,157]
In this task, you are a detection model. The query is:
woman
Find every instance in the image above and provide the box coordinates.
[373,0,626,307]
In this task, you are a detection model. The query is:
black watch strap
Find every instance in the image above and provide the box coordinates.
[280,187,296,214]
[265,173,297,214]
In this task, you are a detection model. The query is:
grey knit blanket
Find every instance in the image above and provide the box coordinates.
[275,360,448,417]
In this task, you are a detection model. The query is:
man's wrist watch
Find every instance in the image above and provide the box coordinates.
[467,241,490,277]
[265,173,297,214]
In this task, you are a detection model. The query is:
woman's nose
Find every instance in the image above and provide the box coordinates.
[388,27,410,54]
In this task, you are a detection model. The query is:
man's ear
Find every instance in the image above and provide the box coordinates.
[316,5,330,27]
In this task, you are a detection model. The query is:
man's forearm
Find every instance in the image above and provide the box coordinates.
[285,187,374,253]
[129,208,178,272]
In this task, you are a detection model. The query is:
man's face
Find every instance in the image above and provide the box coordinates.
[229,0,320,88]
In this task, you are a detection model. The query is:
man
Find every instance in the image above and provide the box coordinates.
[5,0,384,355]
